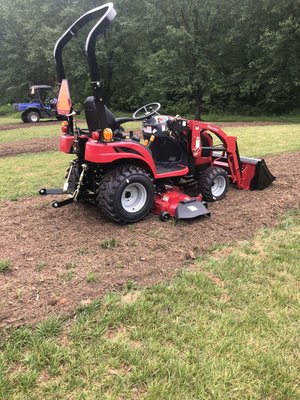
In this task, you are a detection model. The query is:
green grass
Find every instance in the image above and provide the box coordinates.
[100,238,117,249]
[203,113,300,123]
[0,151,72,200]
[86,271,97,283]
[0,125,60,144]
[227,124,300,157]
[34,262,48,272]
[0,120,140,144]
[0,210,299,399]
[112,111,300,124]
[0,260,11,272]
[0,113,21,125]
[196,124,300,158]
[0,124,299,201]
[1,112,300,126]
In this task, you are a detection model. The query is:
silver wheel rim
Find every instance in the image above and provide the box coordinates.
[31,114,38,122]
[121,183,147,213]
[211,175,226,197]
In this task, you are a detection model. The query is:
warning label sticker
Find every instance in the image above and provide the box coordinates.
[187,205,198,212]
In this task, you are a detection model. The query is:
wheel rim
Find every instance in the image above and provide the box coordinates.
[121,183,147,213]
[211,175,227,197]
[31,114,38,122]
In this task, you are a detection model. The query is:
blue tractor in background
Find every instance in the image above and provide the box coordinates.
[13,85,59,123]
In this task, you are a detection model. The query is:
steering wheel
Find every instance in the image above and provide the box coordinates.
[132,102,161,120]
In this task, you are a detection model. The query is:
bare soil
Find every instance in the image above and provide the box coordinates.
[1,151,299,329]
[0,137,59,157]
[0,120,59,131]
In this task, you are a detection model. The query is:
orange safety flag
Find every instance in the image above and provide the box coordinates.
[57,79,72,115]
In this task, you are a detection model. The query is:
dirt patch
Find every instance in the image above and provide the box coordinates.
[0,120,59,131]
[0,137,59,157]
[0,151,299,329]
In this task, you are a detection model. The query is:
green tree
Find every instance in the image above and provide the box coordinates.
[0,0,299,116]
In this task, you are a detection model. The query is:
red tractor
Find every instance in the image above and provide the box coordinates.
[40,3,275,224]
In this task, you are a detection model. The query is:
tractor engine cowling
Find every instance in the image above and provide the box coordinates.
[142,115,171,137]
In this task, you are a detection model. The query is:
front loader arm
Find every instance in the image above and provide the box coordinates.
[204,123,243,188]
[188,120,275,190]
[188,120,243,188]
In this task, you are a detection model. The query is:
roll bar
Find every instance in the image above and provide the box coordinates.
[85,5,116,99]
[54,3,117,84]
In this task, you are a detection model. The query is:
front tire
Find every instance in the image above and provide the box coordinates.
[97,165,154,223]
[198,166,229,201]
[27,111,40,123]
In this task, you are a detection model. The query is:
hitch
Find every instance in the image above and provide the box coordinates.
[39,188,65,195]
[52,198,74,208]
[39,163,88,208]
[39,187,74,208]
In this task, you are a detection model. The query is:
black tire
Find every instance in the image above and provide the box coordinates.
[27,111,40,123]
[198,166,229,202]
[159,211,171,222]
[97,165,154,223]
[21,112,28,123]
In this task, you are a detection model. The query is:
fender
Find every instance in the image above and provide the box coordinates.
[85,140,157,176]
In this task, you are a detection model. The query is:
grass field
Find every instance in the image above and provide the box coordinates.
[0,113,20,124]
[0,210,299,399]
[226,124,300,157]
[0,125,60,143]
[0,151,72,200]
[0,120,141,144]
[0,120,299,399]
[0,124,299,200]
[1,112,299,126]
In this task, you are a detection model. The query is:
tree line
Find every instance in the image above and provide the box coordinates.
[0,0,299,118]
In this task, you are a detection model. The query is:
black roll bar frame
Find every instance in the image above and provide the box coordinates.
[54,3,116,85]
[53,3,117,130]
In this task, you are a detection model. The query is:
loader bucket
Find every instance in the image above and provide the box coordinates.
[240,157,276,190]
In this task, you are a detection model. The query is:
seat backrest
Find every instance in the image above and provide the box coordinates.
[85,96,117,132]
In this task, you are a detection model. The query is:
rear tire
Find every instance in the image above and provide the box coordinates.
[21,112,28,122]
[198,167,229,201]
[97,165,154,223]
[27,111,40,123]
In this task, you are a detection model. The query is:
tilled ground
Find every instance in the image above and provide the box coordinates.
[0,120,58,131]
[0,151,299,329]
[0,137,59,157]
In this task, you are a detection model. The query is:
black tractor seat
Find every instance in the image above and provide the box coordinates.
[85,96,133,132]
